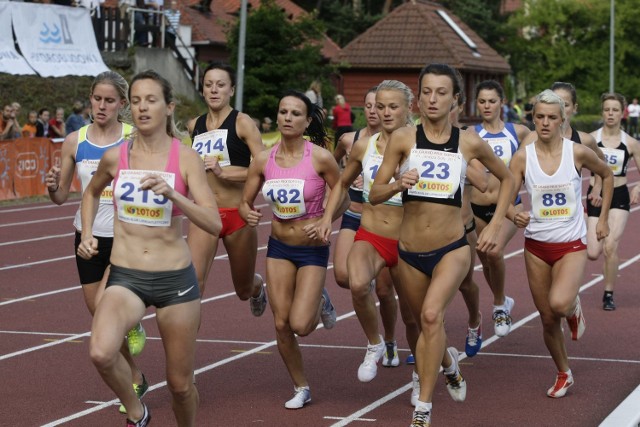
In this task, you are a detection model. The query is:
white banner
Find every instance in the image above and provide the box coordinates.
[0,2,36,75]
[11,2,109,77]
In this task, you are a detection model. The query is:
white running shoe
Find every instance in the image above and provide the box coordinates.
[443,347,466,402]
[382,341,400,367]
[284,386,311,409]
[357,338,385,382]
[410,371,420,407]
[493,296,515,337]
[249,276,267,317]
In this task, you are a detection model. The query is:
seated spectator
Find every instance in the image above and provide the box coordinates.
[11,102,22,131]
[22,111,38,138]
[0,104,21,140]
[48,107,66,139]
[65,101,86,135]
[36,108,51,138]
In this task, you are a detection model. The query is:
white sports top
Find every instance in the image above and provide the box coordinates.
[524,138,586,243]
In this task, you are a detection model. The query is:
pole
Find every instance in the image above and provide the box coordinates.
[609,0,614,93]
[235,0,248,111]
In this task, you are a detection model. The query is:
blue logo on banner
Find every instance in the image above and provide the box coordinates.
[39,16,73,44]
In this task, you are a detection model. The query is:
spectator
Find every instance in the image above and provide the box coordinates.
[65,101,86,135]
[0,104,21,140]
[261,117,272,133]
[305,80,323,109]
[627,97,640,138]
[11,102,22,131]
[48,107,66,139]
[36,108,50,137]
[332,94,353,144]
[22,110,38,138]
[82,102,92,125]
[164,0,180,47]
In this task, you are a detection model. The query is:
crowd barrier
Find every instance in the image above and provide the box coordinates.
[0,137,81,201]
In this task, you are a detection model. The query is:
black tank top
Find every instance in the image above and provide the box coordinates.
[402,125,463,207]
[191,110,251,167]
[570,127,582,144]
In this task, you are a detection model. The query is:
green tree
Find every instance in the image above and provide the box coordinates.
[226,0,333,119]
[501,0,640,113]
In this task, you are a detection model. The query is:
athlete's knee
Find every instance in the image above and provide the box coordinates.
[374,281,395,302]
[89,340,119,371]
[602,240,619,258]
[420,307,443,332]
[167,375,195,402]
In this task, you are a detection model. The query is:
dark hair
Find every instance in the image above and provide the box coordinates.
[474,80,505,100]
[38,107,49,116]
[280,89,327,148]
[551,82,577,105]
[202,62,237,88]
[129,70,181,138]
[364,86,378,101]
[600,92,626,110]
[418,63,462,98]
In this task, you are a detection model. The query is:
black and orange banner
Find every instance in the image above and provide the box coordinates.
[0,137,81,201]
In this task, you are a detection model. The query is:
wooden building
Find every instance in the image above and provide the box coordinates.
[333,0,511,119]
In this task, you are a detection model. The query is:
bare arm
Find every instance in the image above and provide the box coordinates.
[238,151,268,227]
[169,146,220,236]
[581,131,604,206]
[465,131,515,252]
[508,150,529,227]
[78,148,118,259]
[576,144,613,240]
[370,127,415,205]
[333,131,354,164]
[626,137,640,204]
[45,131,79,205]
[466,158,488,193]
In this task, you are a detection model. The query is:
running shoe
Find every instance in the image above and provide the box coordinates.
[493,296,514,337]
[127,323,146,357]
[410,371,420,407]
[547,371,573,398]
[406,353,415,365]
[357,338,385,382]
[249,278,267,317]
[443,347,466,402]
[320,288,337,329]
[566,296,586,340]
[410,410,431,427]
[125,402,151,427]
[284,386,311,409]
[382,341,400,367]
[119,373,149,414]
[602,293,616,311]
[464,314,482,357]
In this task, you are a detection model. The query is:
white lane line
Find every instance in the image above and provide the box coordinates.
[600,385,640,427]
[478,351,640,364]
[329,252,640,427]
[0,216,75,228]
[0,201,80,213]
[0,232,74,247]
[0,286,80,306]
[0,255,75,271]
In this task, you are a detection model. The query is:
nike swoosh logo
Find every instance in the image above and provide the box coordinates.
[444,148,453,152]
[177,285,195,296]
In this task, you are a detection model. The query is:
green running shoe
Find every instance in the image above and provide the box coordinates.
[127,323,146,357]
[119,373,149,414]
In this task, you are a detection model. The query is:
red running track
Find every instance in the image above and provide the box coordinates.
[1,170,640,426]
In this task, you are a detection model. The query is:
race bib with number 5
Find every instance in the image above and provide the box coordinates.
[408,149,462,199]
[600,147,625,176]
[262,178,306,220]
[115,169,175,227]
[192,129,231,167]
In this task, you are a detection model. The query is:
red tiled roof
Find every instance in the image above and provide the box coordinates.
[104,0,339,59]
[334,0,510,74]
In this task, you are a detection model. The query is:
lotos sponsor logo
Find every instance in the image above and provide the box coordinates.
[16,152,39,178]
[416,180,452,193]
[540,208,570,217]
[277,206,300,215]
[124,205,163,219]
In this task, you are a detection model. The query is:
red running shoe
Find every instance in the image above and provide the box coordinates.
[547,371,574,398]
